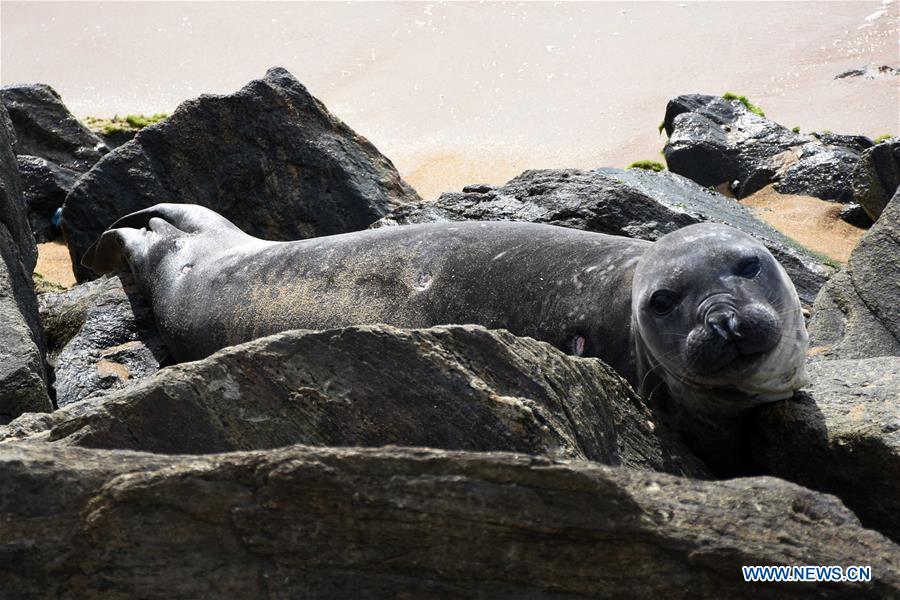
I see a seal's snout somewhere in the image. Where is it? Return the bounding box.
[685,299,782,375]
[706,307,741,341]
[699,294,742,341]
[725,303,782,357]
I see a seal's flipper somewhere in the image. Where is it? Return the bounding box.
[82,227,147,274]
[81,203,249,274]
[101,203,244,236]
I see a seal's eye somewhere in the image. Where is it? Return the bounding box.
[649,290,678,316]
[736,257,761,279]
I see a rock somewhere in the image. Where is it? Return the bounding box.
[835,64,900,79]
[661,94,864,202]
[810,132,874,154]
[0,105,51,422]
[838,202,874,228]
[374,167,832,306]
[97,128,137,149]
[752,357,900,542]
[461,182,497,193]
[37,274,170,407]
[63,67,420,281]
[773,144,859,202]
[0,85,107,244]
[0,443,897,598]
[835,67,869,79]
[808,192,900,359]
[17,155,78,242]
[0,324,707,477]
[0,83,108,172]
[851,137,900,220]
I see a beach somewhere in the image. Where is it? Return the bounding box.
[2,1,897,199]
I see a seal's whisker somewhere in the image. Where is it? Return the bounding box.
[638,345,686,395]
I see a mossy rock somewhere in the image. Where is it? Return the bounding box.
[627,160,665,172]
[33,272,66,294]
[722,92,766,117]
[83,113,169,136]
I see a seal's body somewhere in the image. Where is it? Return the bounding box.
[86,204,809,471]
[86,205,650,377]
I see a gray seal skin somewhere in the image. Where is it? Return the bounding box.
[85,204,809,472]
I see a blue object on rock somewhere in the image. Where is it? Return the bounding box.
[51,207,63,232]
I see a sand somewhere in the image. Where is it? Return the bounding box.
[740,186,866,264]
[8,1,896,286]
[35,241,77,288]
[2,1,897,199]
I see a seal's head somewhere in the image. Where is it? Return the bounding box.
[631,223,808,412]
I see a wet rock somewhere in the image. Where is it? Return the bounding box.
[809,132,874,154]
[0,443,897,598]
[851,137,900,221]
[774,144,859,202]
[0,105,51,422]
[0,324,707,477]
[0,83,108,172]
[37,274,170,407]
[63,67,420,281]
[374,167,832,306]
[808,192,900,359]
[752,357,900,542]
[17,155,78,242]
[834,64,900,79]
[661,94,864,202]
[835,67,868,79]
[838,202,874,228]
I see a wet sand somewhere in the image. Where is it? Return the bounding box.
[740,186,866,263]
[2,1,898,199]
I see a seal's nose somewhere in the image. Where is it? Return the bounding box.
[707,308,742,340]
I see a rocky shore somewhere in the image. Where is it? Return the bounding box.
[0,67,898,597]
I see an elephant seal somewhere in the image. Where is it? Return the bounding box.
[85,204,808,471]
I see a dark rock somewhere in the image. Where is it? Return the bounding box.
[852,137,900,220]
[838,202,874,228]
[461,183,496,193]
[834,68,868,79]
[661,94,864,202]
[0,443,897,598]
[0,105,51,422]
[63,67,420,282]
[374,167,832,306]
[835,64,900,79]
[752,357,900,542]
[0,109,37,264]
[0,84,107,246]
[662,94,803,193]
[808,192,900,358]
[774,144,859,202]
[37,274,170,407]
[0,83,108,172]
[16,155,78,242]
[97,128,137,149]
[810,132,874,154]
[0,324,707,478]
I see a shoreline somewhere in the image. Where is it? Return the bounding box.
[5,1,897,199]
